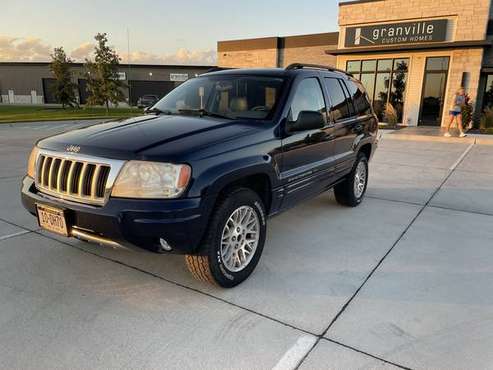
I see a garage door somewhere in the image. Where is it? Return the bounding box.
[42,78,57,104]
[129,80,176,106]
[78,79,89,105]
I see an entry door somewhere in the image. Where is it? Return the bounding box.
[419,57,450,126]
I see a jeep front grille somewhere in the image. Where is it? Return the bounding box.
[34,151,123,206]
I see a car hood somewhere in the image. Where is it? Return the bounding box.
[37,114,263,160]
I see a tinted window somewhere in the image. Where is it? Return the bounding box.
[324,78,351,121]
[346,79,372,116]
[289,78,326,121]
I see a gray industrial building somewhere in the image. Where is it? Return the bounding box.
[0,62,213,106]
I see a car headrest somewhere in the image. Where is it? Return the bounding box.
[230,97,248,112]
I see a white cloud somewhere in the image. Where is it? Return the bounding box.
[121,48,216,65]
[70,42,94,61]
[0,34,216,66]
[0,35,51,61]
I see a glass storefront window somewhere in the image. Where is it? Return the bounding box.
[345,57,409,123]
[374,73,391,121]
[360,74,375,102]
[482,75,493,110]
[390,60,408,124]
[419,57,450,126]
[377,59,392,72]
[362,60,377,72]
[426,57,449,71]
[346,61,361,73]
[393,58,409,71]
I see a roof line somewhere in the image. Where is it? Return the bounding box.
[339,0,385,6]
[0,61,215,69]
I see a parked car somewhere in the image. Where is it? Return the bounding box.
[22,64,378,287]
[137,94,159,108]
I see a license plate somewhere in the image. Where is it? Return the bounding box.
[36,204,69,236]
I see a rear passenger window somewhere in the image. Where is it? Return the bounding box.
[324,78,351,122]
[289,78,326,122]
[345,79,373,116]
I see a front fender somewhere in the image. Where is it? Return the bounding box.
[192,155,279,199]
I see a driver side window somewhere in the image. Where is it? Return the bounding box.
[289,78,326,122]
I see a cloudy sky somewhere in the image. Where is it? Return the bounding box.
[0,0,339,65]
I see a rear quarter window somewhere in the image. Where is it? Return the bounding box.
[345,79,373,116]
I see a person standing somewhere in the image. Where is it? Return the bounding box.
[444,88,467,138]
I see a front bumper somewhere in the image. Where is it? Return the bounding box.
[21,176,213,254]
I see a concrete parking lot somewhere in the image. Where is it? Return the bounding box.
[1,121,492,370]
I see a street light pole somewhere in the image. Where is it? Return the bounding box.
[127,28,132,107]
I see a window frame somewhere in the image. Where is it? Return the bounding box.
[287,76,329,126]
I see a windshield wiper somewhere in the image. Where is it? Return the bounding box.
[145,107,173,115]
[178,108,230,120]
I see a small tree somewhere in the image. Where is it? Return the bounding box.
[50,47,77,108]
[85,33,125,113]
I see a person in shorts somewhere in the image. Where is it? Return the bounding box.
[444,88,467,138]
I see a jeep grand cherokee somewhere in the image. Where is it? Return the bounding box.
[22,63,378,287]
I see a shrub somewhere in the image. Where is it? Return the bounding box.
[384,103,398,128]
[480,107,493,133]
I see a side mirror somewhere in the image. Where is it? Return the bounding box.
[288,111,325,132]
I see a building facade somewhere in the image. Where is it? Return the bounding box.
[0,63,212,106]
[218,33,338,69]
[217,0,493,127]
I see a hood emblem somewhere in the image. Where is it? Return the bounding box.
[65,145,81,153]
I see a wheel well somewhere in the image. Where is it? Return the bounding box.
[218,174,272,213]
[359,143,372,160]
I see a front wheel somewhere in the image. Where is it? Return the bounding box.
[334,152,369,207]
[185,188,266,288]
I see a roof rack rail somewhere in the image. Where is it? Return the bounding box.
[285,63,352,77]
[204,67,236,73]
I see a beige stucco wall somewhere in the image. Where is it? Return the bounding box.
[337,0,491,126]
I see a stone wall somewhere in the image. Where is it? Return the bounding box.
[281,46,337,68]
[217,33,339,68]
[339,0,490,43]
[218,49,279,68]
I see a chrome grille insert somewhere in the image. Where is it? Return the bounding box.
[34,149,125,206]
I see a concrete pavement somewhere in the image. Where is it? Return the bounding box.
[0,120,492,369]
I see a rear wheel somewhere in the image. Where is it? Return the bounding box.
[185,188,266,288]
[334,152,369,207]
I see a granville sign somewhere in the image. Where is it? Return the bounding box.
[345,19,448,47]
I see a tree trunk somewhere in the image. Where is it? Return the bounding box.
[105,101,110,114]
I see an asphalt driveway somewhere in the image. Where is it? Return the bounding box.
[0,121,492,370]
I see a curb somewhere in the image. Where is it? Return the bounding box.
[382,132,493,146]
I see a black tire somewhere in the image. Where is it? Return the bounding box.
[334,152,369,207]
[185,188,267,288]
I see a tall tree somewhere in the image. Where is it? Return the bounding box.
[85,33,125,113]
[50,47,77,108]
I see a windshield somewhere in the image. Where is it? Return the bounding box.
[152,75,285,120]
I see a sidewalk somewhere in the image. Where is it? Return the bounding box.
[382,126,493,145]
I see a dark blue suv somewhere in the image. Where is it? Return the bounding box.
[22,64,378,287]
